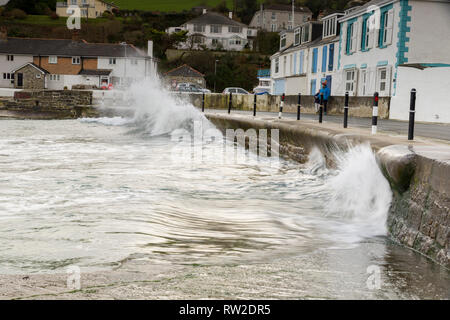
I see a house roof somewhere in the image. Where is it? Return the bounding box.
[11,62,49,74]
[0,38,147,58]
[79,69,112,76]
[185,12,246,27]
[341,0,393,20]
[264,4,312,14]
[164,64,204,78]
[99,0,119,9]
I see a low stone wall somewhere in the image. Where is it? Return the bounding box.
[0,90,98,119]
[180,93,390,119]
[206,113,449,268]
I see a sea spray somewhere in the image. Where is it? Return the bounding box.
[325,143,392,238]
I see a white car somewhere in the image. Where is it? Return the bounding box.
[222,87,250,95]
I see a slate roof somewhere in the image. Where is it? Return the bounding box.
[185,12,246,27]
[11,62,49,74]
[164,64,204,78]
[265,4,312,14]
[79,69,112,76]
[0,38,147,58]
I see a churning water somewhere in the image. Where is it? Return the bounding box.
[0,79,448,299]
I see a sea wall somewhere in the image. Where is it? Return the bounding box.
[180,93,390,119]
[206,113,449,268]
[0,90,98,119]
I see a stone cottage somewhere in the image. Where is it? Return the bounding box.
[164,64,206,89]
[11,63,49,89]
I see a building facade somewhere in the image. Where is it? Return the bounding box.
[0,33,157,90]
[167,11,257,51]
[271,14,342,96]
[250,4,313,32]
[164,64,206,90]
[56,0,118,19]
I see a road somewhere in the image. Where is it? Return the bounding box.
[206,109,450,142]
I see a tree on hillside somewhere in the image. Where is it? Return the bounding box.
[236,0,258,24]
[6,0,56,15]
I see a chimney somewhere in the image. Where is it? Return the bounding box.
[148,40,153,58]
[72,30,80,42]
[229,11,233,19]
[0,26,7,41]
[202,8,207,14]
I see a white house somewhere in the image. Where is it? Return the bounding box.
[0,28,157,90]
[270,13,342,96]
[335,0,450,122]
[249,4,313,32]
[167,10,257,51]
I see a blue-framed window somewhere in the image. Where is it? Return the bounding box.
[328,43,334,71]
[299,51,304,73]
[311,79,316,95]
[322,45,327,73]
[312,48,318,73]
[345,19,357,55]
[361,13,373,51]
[378,5,394,48]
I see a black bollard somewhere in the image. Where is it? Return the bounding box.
[228,92,232,114]
[253,93,257,117]
[202,93,205,113]
[319,93,323,123]
[372,92,379,134]
[278,93,285,119]
[297,93,301,120]
[408,89,416,140]
[344,91,349,128]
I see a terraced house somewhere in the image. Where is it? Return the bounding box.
[271,12,343,96]
[271,0,450,123]
[167,10,257,51]
[335,0,450,122]
[0,30,157,90]
[56,0,118,19]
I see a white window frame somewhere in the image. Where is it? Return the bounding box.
[49,56,58,64]
[280,34,287,48]
[294,28,300,45]
[228,26,241,33]
[7,55,14,61]
[109,58,116,65]
[72,56,81,65]
[345,69,357,94]
[210,25,221,34]
[193,24,205,33]
[275,57,279,74]
[376,66,391,96]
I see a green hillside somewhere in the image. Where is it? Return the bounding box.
[113,0,233,12]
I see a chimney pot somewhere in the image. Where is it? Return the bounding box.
[203,9,207,14]
[229,11,233,19]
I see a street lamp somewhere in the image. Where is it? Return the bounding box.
[214,59,219,93]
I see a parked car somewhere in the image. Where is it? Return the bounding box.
[176,83,210,93]
[222,87,250,95]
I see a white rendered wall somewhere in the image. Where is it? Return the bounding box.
[390,66,450,123]
[0,54,33,88]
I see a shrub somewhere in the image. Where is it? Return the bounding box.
[49,12,59,20]
[9,8,27,20]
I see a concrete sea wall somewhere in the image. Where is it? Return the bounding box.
[206,113,449,268]
[181,93,390,119]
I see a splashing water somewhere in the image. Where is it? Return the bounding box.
[324,143,393,238]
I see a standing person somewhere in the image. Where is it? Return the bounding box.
[314,91,320,113]
[319,80,331,115]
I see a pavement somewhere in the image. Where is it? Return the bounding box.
[206,109,450,142]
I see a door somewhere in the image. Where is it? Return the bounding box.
[17,73,23,87]
[326,75,332,93]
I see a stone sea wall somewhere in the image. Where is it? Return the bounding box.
[181,93,390,119]
[206,113,449,269]
[0,90,98,119]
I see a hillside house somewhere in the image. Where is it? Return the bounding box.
[167,10,257,51]
[249,4,312,32]
[56,0,118,19]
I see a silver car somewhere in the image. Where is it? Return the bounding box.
[222,87,250,95]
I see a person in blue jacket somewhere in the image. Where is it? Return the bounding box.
[318,80,331,114]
